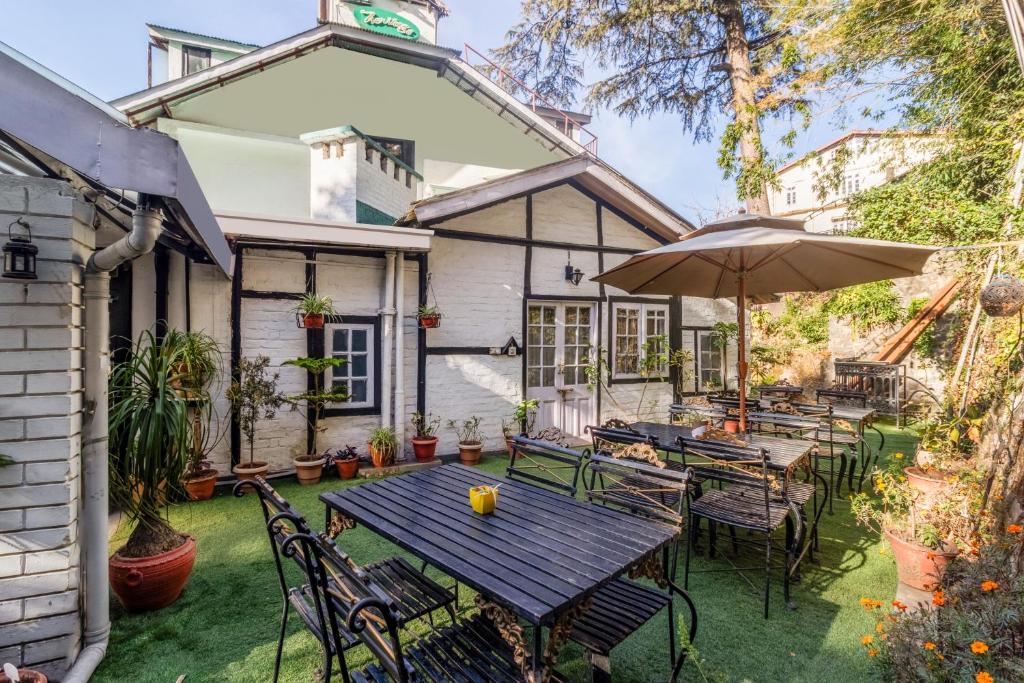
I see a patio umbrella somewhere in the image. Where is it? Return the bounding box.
[592,211,938,429]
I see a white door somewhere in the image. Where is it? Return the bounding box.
[526,302,596,436]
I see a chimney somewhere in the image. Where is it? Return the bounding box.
[318,1,446,45]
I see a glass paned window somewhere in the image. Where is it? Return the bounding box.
[613,303,669,378]
[527,304,558,387]
[697,330,724,390]
[562,305,592,386]
[328,323,375,408]
[182,45,211,76]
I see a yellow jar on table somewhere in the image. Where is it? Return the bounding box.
[469,485,498,514]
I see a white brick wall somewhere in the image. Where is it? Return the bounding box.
[0,175,91,677]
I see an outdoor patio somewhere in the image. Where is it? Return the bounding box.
[92,426,912,683]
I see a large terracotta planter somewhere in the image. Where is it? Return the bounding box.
[293,456,325,486]
[233,461,269,491]
[369,444,396,469]
[335,457,359,480]
[0,669,47,683]
[411,436,438,462]
[109,534,197,612]
[458,442,483,465]
[904,467,952,511]
[884,528,958,591]
[723,419,739,434]
[183,469,218,501]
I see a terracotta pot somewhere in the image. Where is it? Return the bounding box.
[505,436,516,458]
[183,469,218,501]
[369,444,396,469]
[418,314,441,329]
[0,669,47,683]
[884,528,958,591]
[302,313,325,329]
[904,466,952,510]
[232,461,269,492]
[723,419,739,434]
[109,534,197,612]
[334,457,359,480]
[458,442,483,465]
[293,456,325,486]
[411,436,438,462]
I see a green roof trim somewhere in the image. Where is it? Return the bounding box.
[300,125,423,180]
[356,201,397,226]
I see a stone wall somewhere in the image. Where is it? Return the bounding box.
[0,175,94,679]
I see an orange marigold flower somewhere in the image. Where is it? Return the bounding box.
[862,635,874,645]
[892,600,908,611]
[867,648,879,657]
[933,590,946,606]
[971,641,989,655]
[976,672,993,683]
[923,641,937,651]
[981,580,999,592]
[1007,524,1022,534]
[926,551,937,560]
[893,452,904,460]
[876,622,885,634]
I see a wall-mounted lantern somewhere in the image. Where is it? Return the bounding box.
[3,218,37,280]
[564,251,583,287]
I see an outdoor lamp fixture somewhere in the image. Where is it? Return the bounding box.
[564,251,584,286]
[3,217,37,280]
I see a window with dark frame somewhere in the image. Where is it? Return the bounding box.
[327,323,375,409]
[697,329,725,390]
[612,302,669,379]
[181,45,212,76]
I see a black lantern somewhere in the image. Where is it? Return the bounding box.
[564,252,584,286]
[3,218,37,280]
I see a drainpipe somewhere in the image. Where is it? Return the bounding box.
[64,204,163,683]
[394,255,406,459]
[380,251,397,431]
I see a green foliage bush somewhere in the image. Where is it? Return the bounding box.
[824,281,904,333]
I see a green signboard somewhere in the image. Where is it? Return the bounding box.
[351,6,421,41]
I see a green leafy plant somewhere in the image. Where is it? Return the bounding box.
[368,426,398,466]
[417,304,441,317]
[448,416,482,445]
[709,321,738,350]
[295,293,335,316]
[824,280,904,333]
[411,411,441,439]
[283,357,349,456]
[172,330,221,393]
[918,407,985,459]
[226,356,284,467]
[108,329,192,557]
[503,399,538,437]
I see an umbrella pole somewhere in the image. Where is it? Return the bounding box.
[737,275,748,432]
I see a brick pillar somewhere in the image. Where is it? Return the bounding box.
[0,175,95,679]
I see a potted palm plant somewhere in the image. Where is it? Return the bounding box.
[410,411,441,462]
[417,304,442,329]
[108,329,196,612]
[226,356,283,484]
[295,293,335,329]
[448,416,483,465]
[172,331,223,501]
[283,356,348,485]
[368,426,398,468]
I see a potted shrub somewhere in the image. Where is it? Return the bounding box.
[226,356,283,485]
[410,411,441,462]
[501,399,538,456]
[852,458,977,591]
[327,445,360,480]
[283,356,348,485]
[295,293,335,329]
[448,416,483,465]
[908,412,983,508]
[368,426,398,468]
[2,663,47,683]
[107,329,196,612]
[417,304,442,329]
[172,331,222,501]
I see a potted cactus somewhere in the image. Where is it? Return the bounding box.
[411,411,441,462]
[368,426,398,468]
[295,293,335,329]
[448,416,483,465]
[283,356,348,485]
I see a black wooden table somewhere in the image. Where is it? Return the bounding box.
[320,464,679,681]
[630,421,815,473]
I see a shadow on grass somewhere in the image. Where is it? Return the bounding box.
[96,424,912,682]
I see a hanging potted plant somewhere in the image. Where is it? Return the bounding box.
[448,416,483,465]
[501,399,537,456]
[171,331,223,501]
[851,458,978,592]
[107,329,196,612]
[295,293,335,329]
[283,356,348,485]
[417,304,442,329]
[226,356,283,485]
[327,445,360,480]
[368,426,398,468]
[410,411,441,462]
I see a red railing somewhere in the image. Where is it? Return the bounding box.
[461,43,598,156]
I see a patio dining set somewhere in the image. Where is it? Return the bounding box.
[233,383,878,683]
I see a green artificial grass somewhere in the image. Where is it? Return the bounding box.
[95,424,915,682]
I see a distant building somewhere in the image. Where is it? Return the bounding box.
[769,130,941,233]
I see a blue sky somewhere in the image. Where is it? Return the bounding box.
[0,0,885,225]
